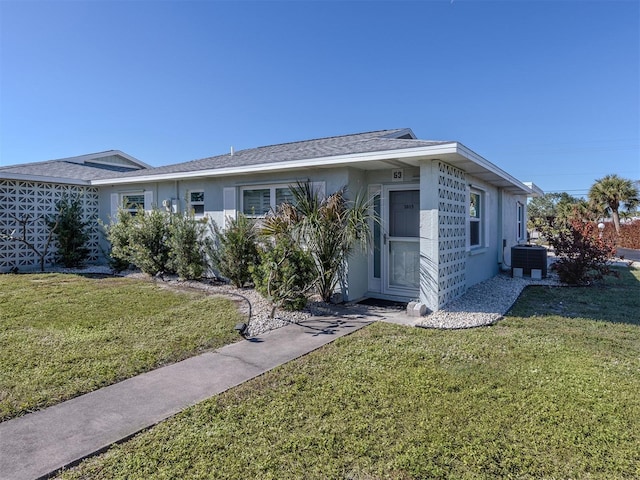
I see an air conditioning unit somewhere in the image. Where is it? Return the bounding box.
[511,245,547,278]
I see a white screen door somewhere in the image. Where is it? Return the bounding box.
[383,186,420,296]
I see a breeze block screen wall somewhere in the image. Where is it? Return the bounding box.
[436,161,468,307]
[0,180,100,271]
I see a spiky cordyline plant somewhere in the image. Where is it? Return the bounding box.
[261,181,373,303]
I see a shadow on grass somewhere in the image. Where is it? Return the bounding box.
[508,267,640,326]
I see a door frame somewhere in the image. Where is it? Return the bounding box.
[368,183,420,298]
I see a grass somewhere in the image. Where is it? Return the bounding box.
[0,273,242,421]
[56,267,640,479]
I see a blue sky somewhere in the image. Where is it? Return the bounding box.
[1,0,638,197]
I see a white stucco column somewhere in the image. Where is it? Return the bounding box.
[419,161,440,311]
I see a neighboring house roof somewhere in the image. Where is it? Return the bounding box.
[0,151,149,185]
[92,128,532,195]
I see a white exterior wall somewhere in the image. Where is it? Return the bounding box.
[465,176,500,288]
[0,180,100,272]
[499,190,529,269]
[342,168,369,301]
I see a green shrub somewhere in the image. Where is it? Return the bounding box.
[261,182,373,302]
[105,208,172,276]
[103,209,134,272]
[168,213,209,280]
[128,209,172,276]
[47,193,90,268]
[208,214,259,287]
[252,234,315,312]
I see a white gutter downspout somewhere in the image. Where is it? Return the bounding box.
[497,188,505,271]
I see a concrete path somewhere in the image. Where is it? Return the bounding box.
[0,316,372,480]
[617,247,640,263]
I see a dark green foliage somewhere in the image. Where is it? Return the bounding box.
[252,234,315,312]
[106,209,208,277]
[208,214,259,287]
[128,209,172,276]
[46,194,90,268]
[528,192,590,238]
[105,208,172,276]
[103,209,134,272]
[168,213,209,280]
[104,245,131,273]
[261,181,373,302]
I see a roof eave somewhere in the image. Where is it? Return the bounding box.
[90,142,531,195]
[0,173,91,185]
[90,144,461,185]
[450,143,533,195]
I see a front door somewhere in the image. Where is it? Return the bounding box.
[383,186,420,297]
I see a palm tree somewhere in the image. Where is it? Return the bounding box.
[588,174,639,234]
[262,181,373,303]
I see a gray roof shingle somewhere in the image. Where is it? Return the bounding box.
[0,160,140,182]
[111,129,450,179]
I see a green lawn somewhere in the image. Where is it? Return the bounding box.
[56,268,640,479]
[0,273,242,421]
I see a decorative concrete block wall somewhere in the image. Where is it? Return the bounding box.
[0,181,100,271]
[436,161,467,307]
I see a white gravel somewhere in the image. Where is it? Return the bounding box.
[415,272,560,329]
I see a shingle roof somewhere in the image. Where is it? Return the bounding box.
[112,129,450,179]
[0,160,139,181]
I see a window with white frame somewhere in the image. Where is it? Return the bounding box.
[516,202,525,241]
[189,191,205,216]
[469,190,483,248]
[121,193,145,215]
[241,185,294,216]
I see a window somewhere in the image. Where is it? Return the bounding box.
[242,185,293,216]
[121,193,145,215]
[516,202,524,241]
[469,191,482,247]
[189,191,205,216]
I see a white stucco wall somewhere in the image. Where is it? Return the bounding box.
[1,180,100,272]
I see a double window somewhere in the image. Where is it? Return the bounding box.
[241,185,294,216]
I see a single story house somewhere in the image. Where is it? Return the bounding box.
[1,129,541,312]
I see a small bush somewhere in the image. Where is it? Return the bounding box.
[168,214,209,280]
[618,220,640,249]
[129,209,172,276]
[252,234,316,312]
[106,208,172,276]
[104,209,135,272]
[47,193,90,268]
[208,214,259,287]
[548,219,617,285]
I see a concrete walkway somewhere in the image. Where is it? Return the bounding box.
[0,315,373,480]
